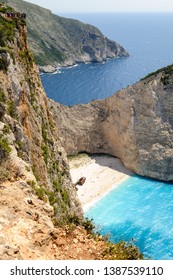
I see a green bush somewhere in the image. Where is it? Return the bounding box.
[102,240,144,260]
[0,165,11,183]
[82,218,95,234]
[28,180,47,201]
[3,124,10,134]
[0,135,11,159]
[53,179,61,191]
[0,16,16,46]
[0,88,6,102]
[41,123,48,142]
[7,100,17,118]
[48,191,58,206]
[0,55,8,71]
[41,143,49,164]
[35,186,46,200]
[141,64,173,82]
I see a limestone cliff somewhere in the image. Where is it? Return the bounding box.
[0,5,144,260]
[0,5,82,225]
[49,65,173,181]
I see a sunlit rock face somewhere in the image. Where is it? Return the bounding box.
[50,67,173,181]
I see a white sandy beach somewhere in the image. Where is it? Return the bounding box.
[68,154,133,211]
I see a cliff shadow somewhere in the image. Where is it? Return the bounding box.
[88,153,133,176]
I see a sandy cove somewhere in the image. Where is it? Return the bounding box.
[68,154,133,211]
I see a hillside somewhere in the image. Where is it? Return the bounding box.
[3,0,128,70]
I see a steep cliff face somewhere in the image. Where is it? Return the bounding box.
[0,7,82,226]
[49,66,173,181]
[0,6,144,260]
[4,0,128,69]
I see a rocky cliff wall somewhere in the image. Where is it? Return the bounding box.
[49,66,173,181]
[0,10,83,225]
[0,6,144,260]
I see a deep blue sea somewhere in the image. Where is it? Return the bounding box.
[41,13,173,105]
[41,13,173,259]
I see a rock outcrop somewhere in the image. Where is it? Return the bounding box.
[4,0,128,69]
[49,66,173,181]
[0,5,82,225]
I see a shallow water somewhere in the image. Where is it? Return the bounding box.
[85,175,173,260]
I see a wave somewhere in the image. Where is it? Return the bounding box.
[52,69,61,74]
[66,64,78,69]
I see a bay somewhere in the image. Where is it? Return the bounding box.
[41,13,173,105]
[41,13,173,259]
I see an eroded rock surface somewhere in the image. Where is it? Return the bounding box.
[50,68,173,181]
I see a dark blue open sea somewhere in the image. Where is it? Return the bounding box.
[41,13,173,105]
[41,13,173,259]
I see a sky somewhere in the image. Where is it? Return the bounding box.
[24,0,173,13]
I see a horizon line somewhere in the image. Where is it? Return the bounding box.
[56,11,173,14]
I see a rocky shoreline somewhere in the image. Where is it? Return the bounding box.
[38,55,129,74]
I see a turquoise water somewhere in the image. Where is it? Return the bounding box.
[85,175,173,260]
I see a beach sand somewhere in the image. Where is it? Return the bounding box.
[68,154,133,211]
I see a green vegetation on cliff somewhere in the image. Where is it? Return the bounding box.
[0,4,144,260]
[141,63,173,85]
[3,0,128,67]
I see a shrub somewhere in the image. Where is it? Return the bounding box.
[82,218,95,234]
[41,143,49,164]
[48,191,58,206]
[0,166,11,183]
[0,135,11,159]
[31,165,41,181]
[102,240,144,260]
[3,124,10,134]
[0,88,6,102]
[0,16,16,46]
[27,180,47,201]
[7,100,17,118]
[61,189,70,205]
[0,55,8,71]
[53,179,61,191]
[35,186,46,200]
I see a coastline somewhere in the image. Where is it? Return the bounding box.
[38,55,129,74]
[68,154,133,211]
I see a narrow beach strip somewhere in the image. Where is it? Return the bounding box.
[68,154,133,212]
